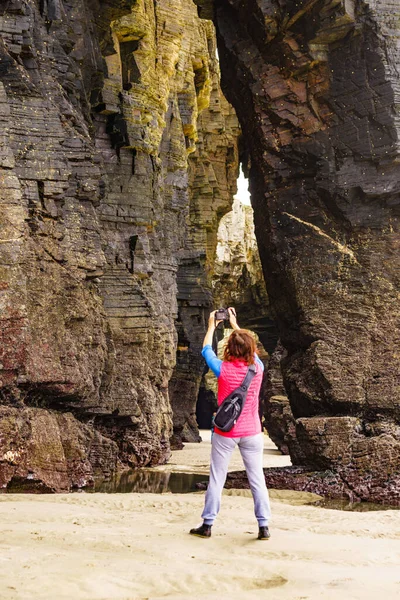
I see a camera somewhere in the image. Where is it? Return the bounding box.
[215,308,229,321]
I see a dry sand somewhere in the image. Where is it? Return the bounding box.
[1,431,400,600]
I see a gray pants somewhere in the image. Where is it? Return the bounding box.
[201,433,271,527]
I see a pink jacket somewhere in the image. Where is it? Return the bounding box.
[215,359,263,438]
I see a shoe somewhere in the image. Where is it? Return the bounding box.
[258,526,270,540]
[189,523,212,538]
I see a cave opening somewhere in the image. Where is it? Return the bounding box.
[194,163,278,430]
[170,150,279,443]
[235,165,251,206]
[212,164,279,349]
[120,40,141,89]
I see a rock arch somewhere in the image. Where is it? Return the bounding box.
[196,0,400,504]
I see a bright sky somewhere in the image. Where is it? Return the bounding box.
[234,166,251,205]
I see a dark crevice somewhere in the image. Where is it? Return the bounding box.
[22,386,84,412]
[106,112,130,151]
[132,148,137,174]
[128,234,138,274]
[120,39,141,89]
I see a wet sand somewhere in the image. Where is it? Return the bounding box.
[0,432,399,600]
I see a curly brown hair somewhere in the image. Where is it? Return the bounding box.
[223,329,256,365]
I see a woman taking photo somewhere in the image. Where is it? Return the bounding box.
[190,307,271,540]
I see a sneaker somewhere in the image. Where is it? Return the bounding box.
[257,526,270,540]
[189,523,212,538]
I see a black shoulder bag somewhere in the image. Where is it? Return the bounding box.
[214,364,257,432]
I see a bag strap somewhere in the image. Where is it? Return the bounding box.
[240,363,257,392]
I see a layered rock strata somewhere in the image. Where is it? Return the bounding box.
[206,0,400,503]
[0,0,239,490]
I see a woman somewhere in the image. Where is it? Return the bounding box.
[190,307,271,540]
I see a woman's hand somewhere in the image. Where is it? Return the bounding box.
[228,307,239,330]
[208,310,224,329]
[203,310,221,348]
[208,310,217,329]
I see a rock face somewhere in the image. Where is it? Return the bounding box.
[209,0,400,503]
[0,407,118,492]
[263,341,293,456]
[0,0,239,490]
[2,0,399,504]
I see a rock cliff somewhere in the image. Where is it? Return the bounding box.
[1,0,399,504]
[0,0,239,490]
[207,0,400,503]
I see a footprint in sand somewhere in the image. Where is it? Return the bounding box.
[244,575,288,590]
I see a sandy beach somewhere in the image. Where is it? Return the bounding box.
[1,432,400,600]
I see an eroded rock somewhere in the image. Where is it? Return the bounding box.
[211,0,400,503]
[0,406,117,492]
[0,0,239,488]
